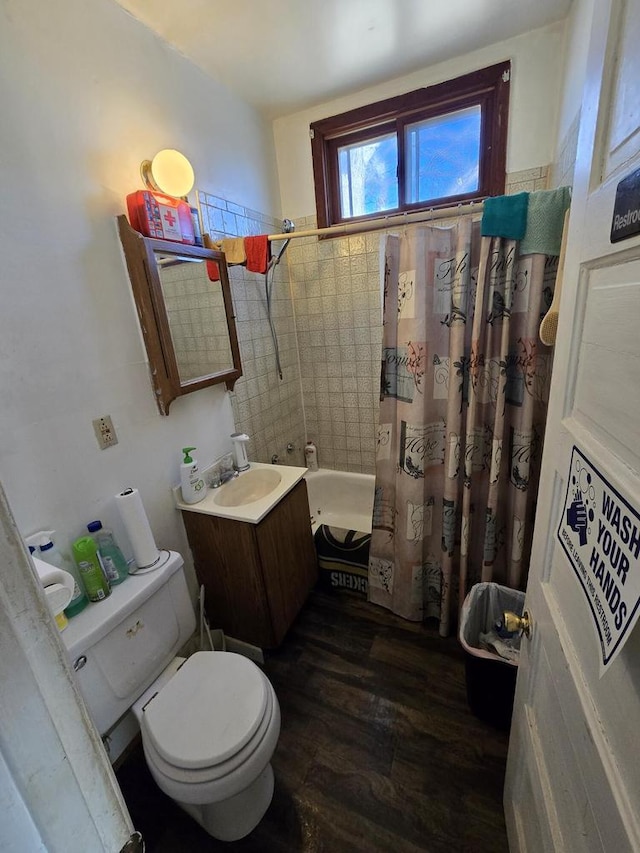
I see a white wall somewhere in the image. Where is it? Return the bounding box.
[0,0,281,592]
[274,21,566,220]
[554,0,596,148]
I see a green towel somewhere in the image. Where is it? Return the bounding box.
[520,186,571,256]
[481,193,529,240]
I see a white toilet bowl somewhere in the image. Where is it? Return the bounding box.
[133,650,281,841]
[61,552,281,841]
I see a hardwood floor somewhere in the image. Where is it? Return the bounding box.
[117,590,510,852]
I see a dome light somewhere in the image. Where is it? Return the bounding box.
[140,149,195,198]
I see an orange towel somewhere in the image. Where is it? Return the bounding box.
[220,237,246,264]
[244,235,271,274]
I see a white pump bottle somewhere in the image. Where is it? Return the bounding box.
[231,433,250,472]
[180,446,206,504]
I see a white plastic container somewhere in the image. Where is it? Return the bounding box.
[231,432,250,472]
[304,440,319,472]
[180,446,206,504]
[38,535,88,617]
[86,520,129,585]
[32,556,76,631]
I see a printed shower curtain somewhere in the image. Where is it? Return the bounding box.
[369,218,556,636]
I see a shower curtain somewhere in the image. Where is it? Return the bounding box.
[368,217,556,636]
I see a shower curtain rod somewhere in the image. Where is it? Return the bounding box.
[267,200,484,241]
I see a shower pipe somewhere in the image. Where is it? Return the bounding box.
[266,199,484,242]
[263,218,296,381]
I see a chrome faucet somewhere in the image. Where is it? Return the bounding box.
[271,454,279,464]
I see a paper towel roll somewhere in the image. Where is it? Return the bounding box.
[115,488,161,569]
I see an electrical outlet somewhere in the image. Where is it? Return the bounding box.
[93,415,118,450]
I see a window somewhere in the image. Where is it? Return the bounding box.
[311,62,510,229]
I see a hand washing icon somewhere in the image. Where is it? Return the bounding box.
[567,490,588,546]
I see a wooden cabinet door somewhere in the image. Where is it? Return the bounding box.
[182,479,317,649]
[255,480,318,646]
[182,510,275,647]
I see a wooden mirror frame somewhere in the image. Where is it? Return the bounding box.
[118,215,242,414]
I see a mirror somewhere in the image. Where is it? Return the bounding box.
[118,215,241,414]
[157,253,234,382]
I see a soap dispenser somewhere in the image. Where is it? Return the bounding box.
[180,447,207,504]
[231,433,250,472]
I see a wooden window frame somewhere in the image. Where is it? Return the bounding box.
[310,61,510,230]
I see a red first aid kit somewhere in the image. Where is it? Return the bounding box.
[126,190,195,244]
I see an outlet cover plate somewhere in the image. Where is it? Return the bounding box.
[93,415,118,450]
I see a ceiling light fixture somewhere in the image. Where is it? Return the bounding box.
[140,149,195,198]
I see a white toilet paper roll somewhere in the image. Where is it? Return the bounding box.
[114,488,161,569]
[32,557,75,615]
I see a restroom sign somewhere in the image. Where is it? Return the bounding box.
[557,445,640,672]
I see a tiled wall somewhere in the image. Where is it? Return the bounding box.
[197,193,306,467]
[550,111,580,189]
[506,165,550,194]
[196,194,383,476]
[286,217,382,474]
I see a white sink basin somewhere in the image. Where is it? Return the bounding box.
[213,468,282,507]
[174,461,308,524]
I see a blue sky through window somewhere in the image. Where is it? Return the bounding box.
[337,105,482,218]
[406,106,481,203]
[339,134,398,218]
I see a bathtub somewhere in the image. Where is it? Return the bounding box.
[304,468,375,534]
[305,468,375,595]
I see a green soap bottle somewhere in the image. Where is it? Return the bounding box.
[72,536,111,602]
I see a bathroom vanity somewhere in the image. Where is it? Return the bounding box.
[176,464,317,648]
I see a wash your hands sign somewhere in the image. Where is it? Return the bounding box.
[557,445,640,673]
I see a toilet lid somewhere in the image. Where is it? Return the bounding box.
[142,652,268,770]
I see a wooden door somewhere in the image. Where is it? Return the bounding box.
[0,480,136,851]
[504,1,640,850]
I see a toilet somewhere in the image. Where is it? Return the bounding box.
[61,550,281,841]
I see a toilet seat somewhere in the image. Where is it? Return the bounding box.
[139,650,280,803]
[142,651,268,770]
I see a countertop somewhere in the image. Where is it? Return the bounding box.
[173,461,308,524]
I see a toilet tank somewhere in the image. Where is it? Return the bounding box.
[61,550,196,735]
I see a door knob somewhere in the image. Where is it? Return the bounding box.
[502,610,531,638]
[119,832,144,853]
